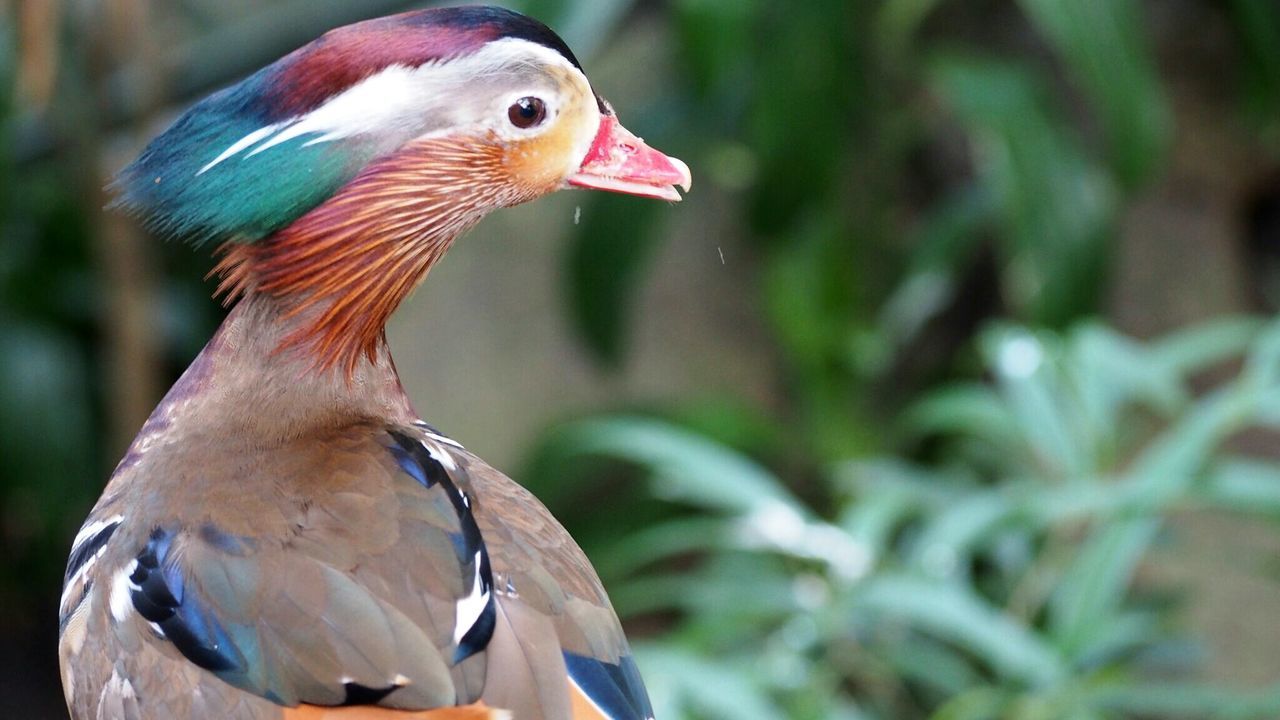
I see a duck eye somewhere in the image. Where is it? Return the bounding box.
[507,97,547,129]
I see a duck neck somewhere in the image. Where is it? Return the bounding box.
[124,292,415,459]
[211,135,520,377]
[126,137,535,453]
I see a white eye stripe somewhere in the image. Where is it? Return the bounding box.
[197,124,283,175]
[193,38,586,177]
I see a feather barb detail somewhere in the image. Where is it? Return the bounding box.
[213,137,530,378]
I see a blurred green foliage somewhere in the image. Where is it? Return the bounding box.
[535,321,1280,719]
[0,17,98,605]
[522,1,1280,719]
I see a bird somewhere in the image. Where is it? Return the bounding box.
[57,7,690,720]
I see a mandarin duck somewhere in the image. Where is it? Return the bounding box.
[57,7,690,719]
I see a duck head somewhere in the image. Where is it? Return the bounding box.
[114,6,690,374]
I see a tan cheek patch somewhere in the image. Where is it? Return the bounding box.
[501,71,596,193]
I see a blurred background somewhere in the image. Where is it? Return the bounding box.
[4,0,1280,718]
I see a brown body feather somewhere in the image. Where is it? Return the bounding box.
[59,299,638,719]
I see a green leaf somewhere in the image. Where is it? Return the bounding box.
[746,0,859,236]
[876,0,948,57]
[903,384,1022,454]
[929,686,1012,720]
[1048,518,1159,659]
[1020,477,1151,526]
[555,417,874,577]
[1089,682,1280,718]
[1239,320,1280,392]
[855,575,1066,687]
[673,0,759,102]
[886,635,985,697]
[594,516,731,578]
[834,458,975,555]
[1228,0,1280,125]
[554,416,798,514]
[1067,322,1184,431]
[1127,386,1257,496]
[1047,335,1280,655]
[879,187,995,348]
[562,193,665,366]
[761,217,853,372]
[932,56,1115,324]
[837,481,919,558]
[1197,457,1280,515]
[608,556,797,618]
[908,492,1016,579]
[634,643,788,720]
[983,326,1085,477]
[835,458,974,505]
[1018,0,1171,188]
[1147,316,1264,376]
[1071,609,1161,668]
